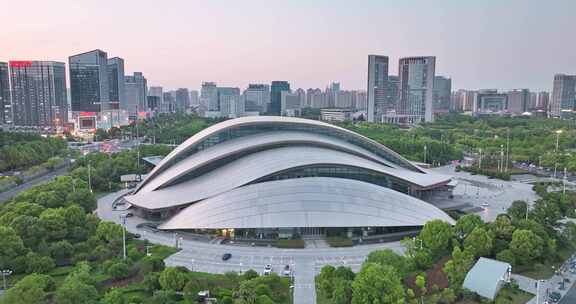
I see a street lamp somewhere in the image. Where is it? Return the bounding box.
[119,214,127,260]
[555,130,563,152]
[1,270,12,290]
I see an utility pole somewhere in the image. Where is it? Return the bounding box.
[424,145,427,164]
[500,145,504,173]
[505,128,510,172]
[120,214,127,260]
[87,161,92,193]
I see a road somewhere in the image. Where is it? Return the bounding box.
[0,166,68,203]
[560,283,576,304]
[97,190,405,304]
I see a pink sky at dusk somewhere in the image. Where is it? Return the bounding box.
[1,0,575,91]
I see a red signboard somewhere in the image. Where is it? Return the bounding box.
[9,61,33,68]
[79,112,97,117]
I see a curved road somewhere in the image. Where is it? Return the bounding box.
[0,166,69,203]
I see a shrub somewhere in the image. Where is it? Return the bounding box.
[276,239,305,248]
[326,237,354,247]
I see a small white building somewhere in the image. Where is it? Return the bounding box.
[463,257,512,300]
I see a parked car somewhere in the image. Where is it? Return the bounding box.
[222,253,232,261]
[264,264,272,275]
[549,291,561,303]
[283,265,291,276]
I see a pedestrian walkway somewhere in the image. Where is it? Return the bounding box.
[512,255,576,304]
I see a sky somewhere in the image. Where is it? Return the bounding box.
[1,0,575,91]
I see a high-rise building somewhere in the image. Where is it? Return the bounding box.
[175,88,190,112]
[9,61,67,128]
[190,90,199,107]
[69,50,109,113]
[270,81,290,115]
[507,89,530,114]
[536,91,550,110]
[201,82,218,111]
[243,84,270,113]
[106,57,125,127]
[0,62,11,125]
[281,91,301,116]
[163,91,176,113]
[107,57,125,111]
[307,88,328,109]
[217,87,242,118]
[551,74,576,116]
[355,91,368,110]
[397,56,436,123]
[125,72,147,117]
[474,90,508,114]
[367,55,389,122]
[433,76,452,115]
[148,86,164,112]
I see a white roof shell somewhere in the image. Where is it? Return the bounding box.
[160,177,455,229]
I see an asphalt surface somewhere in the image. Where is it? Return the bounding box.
[560,283,576,304]
[0,166,69,203]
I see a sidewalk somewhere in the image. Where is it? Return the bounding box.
[512,254,576,304]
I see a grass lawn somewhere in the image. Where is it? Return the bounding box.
[516,246,574,279]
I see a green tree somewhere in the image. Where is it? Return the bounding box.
[233,280,258,304]
[419,220,453,258]
[66,189,97,213]
[507,200,528,222]
[415,275,426,295]
[365,249,411,278]
[496,249,516,265]
[49,240,74,261]
[143,272,161,293]
[1,274,54,304]
[332,279,353,304]
[38,209,67,241]
[242,269,259,281]
[441,288,457,304]
[9,215,46,250]
[55,279,99,304]
[317,265,336,298]
[491,215,516,240]
[351,263,405,304]
[510,229,544,265]
[444,246,475,289]
[454,214,483,241]
[158,267,188,291]
[0,226,27,271]
[108,262,130,280]
[102,288,126,304]
[464,227,494,257]
[25,252,55,274]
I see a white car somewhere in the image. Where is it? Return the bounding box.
[481,202,490,207]
[264,264,272,275]
[282,265,291,276]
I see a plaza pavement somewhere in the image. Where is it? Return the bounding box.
[430,164,539,222]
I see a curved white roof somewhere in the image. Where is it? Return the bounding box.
[137,130,400,193]
[160,177,455,229]
[125,145,451,210]
[135,116,424,192]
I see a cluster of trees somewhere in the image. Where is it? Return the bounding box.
[457,165,511,180]
[116,113,220,145]
[340,114,576,170]
[0,132,68,172]
[137,267,291,304]
[316,183,576,303]
[69,144,172,192]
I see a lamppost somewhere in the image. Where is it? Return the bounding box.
[555,130,563,152]
[424,145,427,164]
[87,160,93,193]
[119,214,127,260]
[1,270,12,290]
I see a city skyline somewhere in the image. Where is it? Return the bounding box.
[2,1,575,91]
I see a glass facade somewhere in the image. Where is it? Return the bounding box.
[0,62,10,124]
[9,61,67,127]
[69,50,109,112]
[270,81,290,115]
